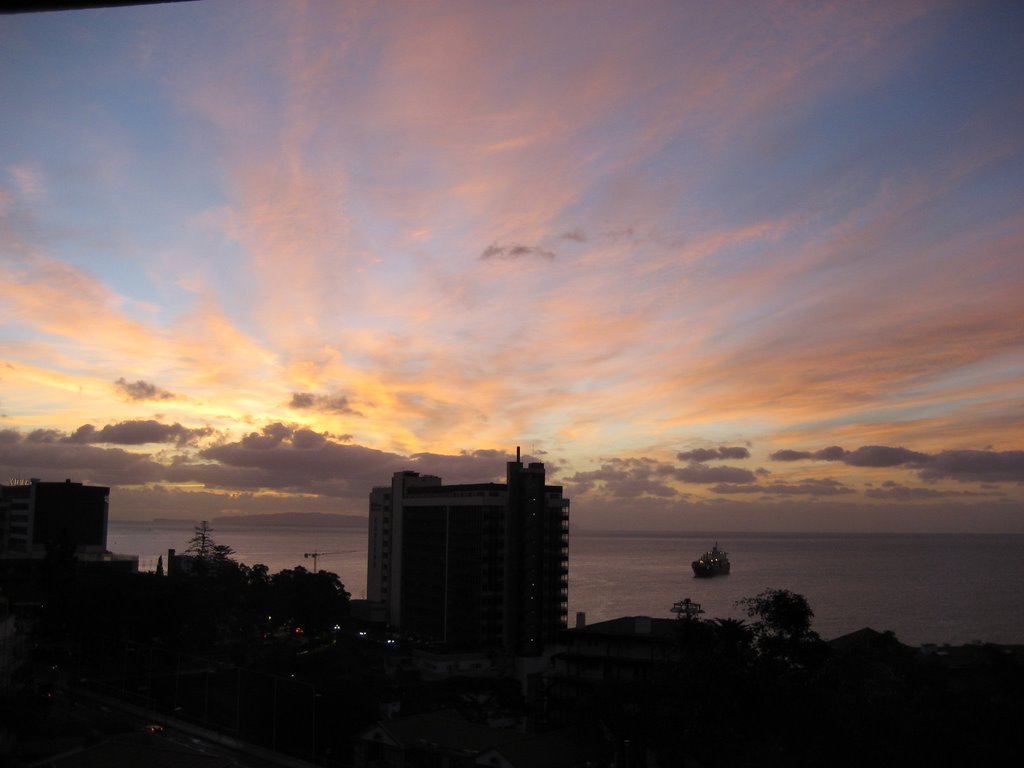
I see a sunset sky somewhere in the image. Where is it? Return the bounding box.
[1,0,1021,532]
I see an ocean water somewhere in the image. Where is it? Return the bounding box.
[570,531,1024,646]
[107,521,369,595]
[107,522,1024,647]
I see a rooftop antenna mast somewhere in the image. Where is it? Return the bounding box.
[671,598,704,620]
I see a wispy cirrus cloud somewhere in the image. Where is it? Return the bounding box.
[8,165,45,201]
[0,256,160,365]
[2,1,1021,530]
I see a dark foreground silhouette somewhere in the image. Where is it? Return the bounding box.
[3,529,1022,767]
[552,590,1024,766]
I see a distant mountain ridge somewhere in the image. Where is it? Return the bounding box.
[211,512,366,528]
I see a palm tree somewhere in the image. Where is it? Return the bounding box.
[710,617,753,662]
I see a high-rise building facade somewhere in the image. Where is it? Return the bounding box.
[0,478,109,556]
[367,450,569,655]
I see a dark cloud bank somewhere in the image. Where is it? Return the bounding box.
[677,446,750,463]
[564,442,1019,503]
[0,422,522,511]
[771,444,1024,483]
[66,420,212,446]
[1,423,1018,525]
[480,243,555,261]
[566,455,832,499]
[289,391,358,415]
[114,377,178,402]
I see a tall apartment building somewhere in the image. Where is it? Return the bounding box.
[0,478,109,557]
[367,449,569,655]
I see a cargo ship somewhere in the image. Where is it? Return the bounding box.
[692,542,730,577]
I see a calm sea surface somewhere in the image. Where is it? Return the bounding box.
[108,522,1024,647]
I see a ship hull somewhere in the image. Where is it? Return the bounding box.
[692,542,730,577]
[691,561,730,577]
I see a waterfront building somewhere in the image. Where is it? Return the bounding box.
[367,449,569,655]
[0,478,108,557]
[0,478,134,593]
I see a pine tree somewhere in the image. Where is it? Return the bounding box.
[184,520,235,576]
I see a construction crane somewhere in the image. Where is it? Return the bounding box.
[303,551,341,574]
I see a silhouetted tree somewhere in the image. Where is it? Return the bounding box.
[738,588,814,639]
[184,520,238,580]
[737,587,826,667]
[709,616,754,664]
[269,566,350,636]
[185,520,215,560]
[212,543,235,565]
[233,562,273,640]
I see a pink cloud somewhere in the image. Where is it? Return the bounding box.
[0,256,157,362]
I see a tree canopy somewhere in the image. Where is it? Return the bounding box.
[184,520,236,576]
[737,587,824,665]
